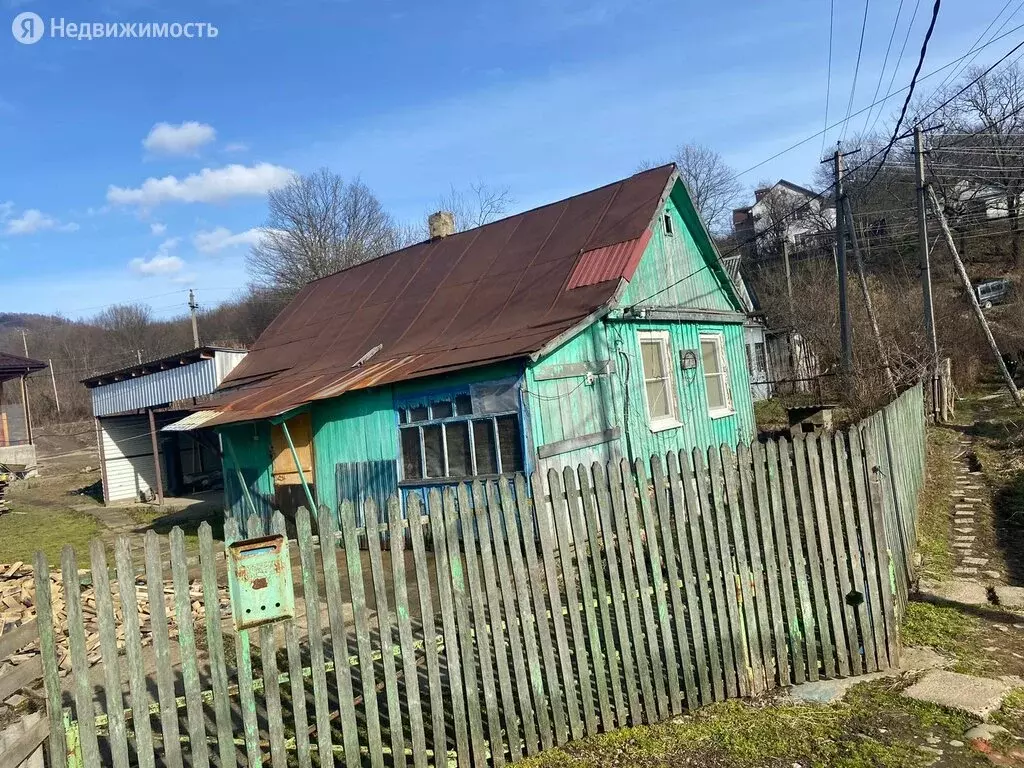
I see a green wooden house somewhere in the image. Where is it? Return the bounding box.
[168,164,755,523]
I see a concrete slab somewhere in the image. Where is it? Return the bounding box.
[995,586,1024,608]
[790,671,890,704]
[918,580,989,605]
[953,567,979,577]
[964,557,990,566]
[902,670,1017,719]
[900,646,949,671]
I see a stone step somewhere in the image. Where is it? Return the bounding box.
[903,670,1022,719]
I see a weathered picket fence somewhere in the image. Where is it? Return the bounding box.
[30,384,924,768]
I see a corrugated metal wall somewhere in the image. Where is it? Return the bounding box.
[90,351,245,418]
[100,415,157,502]
[91,360,218,417]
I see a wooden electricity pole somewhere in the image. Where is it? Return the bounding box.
[915,125,940,419]
[844,199,896,396]
[927,185,1022,408]
[833,147,853,375]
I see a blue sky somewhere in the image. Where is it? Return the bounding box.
[0,0,1017,319]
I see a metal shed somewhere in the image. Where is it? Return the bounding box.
[82,347,246,504]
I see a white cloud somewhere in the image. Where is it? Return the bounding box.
[150,222,167,236]
[4,208,78,235]
[142,121,216,156]
[129,254,185,276]
[193,226,267,253]
[129,237,184,276]
[224,142,249,153]
[107,163,296,208]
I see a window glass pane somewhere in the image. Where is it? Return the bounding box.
[473,419,498,475]
[646,380,671,419]
[496,415,523,473]
[446,422,472,478]
[707,374,727,410]
[401,428,423,480]
[431,400,453,419]
[423,425,444,477]
[641,340,665,379]
[755,343,767,370]
[455,394,473,416]
[399,409,408,424]
[470,380,518,414]
[746,345,754,375]
[409,405,429,422]
[701,339,721,375]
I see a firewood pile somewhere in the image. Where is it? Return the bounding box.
[1,561,229,684]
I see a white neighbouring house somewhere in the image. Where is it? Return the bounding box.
[732,180,837,263]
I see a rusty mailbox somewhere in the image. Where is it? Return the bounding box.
[227,534,295,630]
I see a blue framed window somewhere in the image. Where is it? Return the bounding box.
[397,382,524,484]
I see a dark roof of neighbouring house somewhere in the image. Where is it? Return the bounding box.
[0,352,46,383]
[197,164,705,427]
[81,346,247,388]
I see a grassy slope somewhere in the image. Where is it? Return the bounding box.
[1,470,102,564]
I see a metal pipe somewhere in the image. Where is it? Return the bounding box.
[280,420,317,513]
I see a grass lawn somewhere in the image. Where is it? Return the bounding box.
[1,470,102,564]
[519,678,980,768]
[916,425,958,581]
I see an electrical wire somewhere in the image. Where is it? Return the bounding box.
[731,19,1024,181]
[861,0,907,136]
[822,0,836,156]
[927,0,1024,99]
[869,0,923,137]
[862,0,942,189]
[841,0,873,144]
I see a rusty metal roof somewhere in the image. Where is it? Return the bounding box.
[203,164,676,426]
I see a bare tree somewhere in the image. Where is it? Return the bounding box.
[95,303,154,360]
[247,168,404,293]
[924,62,1024,265]
[641,143,743,233]
[434,182,514,232]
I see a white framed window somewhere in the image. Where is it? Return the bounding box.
[638,330,681,431]
[700,332,734,417]
[663,212,675,237]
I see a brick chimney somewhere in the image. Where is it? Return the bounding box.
[428,211,456,239]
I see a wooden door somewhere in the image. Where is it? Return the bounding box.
[270,413,316,514]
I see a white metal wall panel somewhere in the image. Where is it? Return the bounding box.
[90,359,219,417]
[100,415,158,502]
[214,351,247,384]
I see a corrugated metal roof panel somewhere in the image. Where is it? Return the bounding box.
[203,165,677,425]
[566,228,653,289]
[162,410,223,432]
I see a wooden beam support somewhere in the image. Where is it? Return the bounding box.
[147,408,164,505]
[537,427,621,459]
[533,360,616,381]
[611,308,748,325]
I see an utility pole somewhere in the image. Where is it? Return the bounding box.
[21,330,28,357]
[831,144,853,376]
[782,239,794,320]
[844,199,896,396]
[188,288,200,349]
[137,349,143,365]
[48,359,60,413]
[928,185,1023,408]
[915,124,940,418]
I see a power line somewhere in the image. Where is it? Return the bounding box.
[862,0,942,189]
[869,0,923,137]
[822,0,836,156]
[861,0,907,136]
[927,0,1024,99]
[731,19,1023,181]
[841,0,873,144]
